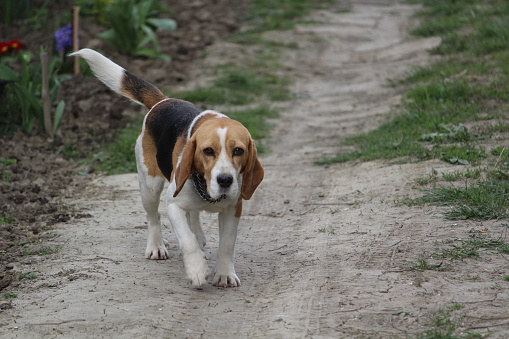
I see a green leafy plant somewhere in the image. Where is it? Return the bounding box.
[97,0,176,60]
[0,51,69,135]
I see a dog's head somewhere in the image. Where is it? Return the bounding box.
[173,115,264,202]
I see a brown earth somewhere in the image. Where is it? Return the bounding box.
[2,0,509,338]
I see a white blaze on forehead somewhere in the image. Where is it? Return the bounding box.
[216,127,228,160]
[214,127,235,173]
[187,110,228,140]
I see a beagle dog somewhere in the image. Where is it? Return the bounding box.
[71,49,264,288]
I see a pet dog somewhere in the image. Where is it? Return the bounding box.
[71,49,264,288]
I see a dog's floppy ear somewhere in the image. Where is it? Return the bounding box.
[173,137,196,198]
[241,139,264,200]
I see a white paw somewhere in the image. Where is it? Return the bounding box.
[183,251,210,289]
[145,240,169,260]
[213,272,241,288]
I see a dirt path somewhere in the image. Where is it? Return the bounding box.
[3,1,509,338]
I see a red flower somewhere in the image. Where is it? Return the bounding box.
[0,42,10,54]
[8,40,25,50]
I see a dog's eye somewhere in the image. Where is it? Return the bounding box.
[203,147,214,156]
[233,147,244,156]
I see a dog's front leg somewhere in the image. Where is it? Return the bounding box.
[167,203,210,289]
[213,205,241,287]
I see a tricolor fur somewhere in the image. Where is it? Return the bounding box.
[71,49,264,288]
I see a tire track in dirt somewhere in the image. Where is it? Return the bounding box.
[4,1,509,338]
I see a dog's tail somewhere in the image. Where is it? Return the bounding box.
[69,48,167,109]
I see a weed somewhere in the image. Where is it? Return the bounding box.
[226,106,279,140]
[19,272,37,280]
[317,227,336,235]
[3,292,17,299]
[440,235,509,260]
[464,168,481,179]
[442,170,463,182]
[329,208,339,215]
[436,145,486,166]
[169,67,291,106]
[91,117,142,174]
[412,259,443,271]
[504,275,509,282]
[419,303,483,339]
[491,146,509,170]
[420,179,509,220]
[240,0,336,36]
[0,214,14,224]
[22,246,60,256]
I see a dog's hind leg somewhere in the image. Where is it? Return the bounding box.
[136,134,169,260]
[140,175,168,259]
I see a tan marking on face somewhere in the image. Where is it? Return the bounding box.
[225,121,252,172]
[191,118,251,178]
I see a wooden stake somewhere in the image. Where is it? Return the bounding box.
[72,6,80,75]
[40,51,53,140]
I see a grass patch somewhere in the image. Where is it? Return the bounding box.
[419,303,483,339]
[22,246,60,256]
[439,235,509,260]
[437,145,486,166]
[168,66,292,106]
[91,116,143,175]
[3,292,17,299]
[0,214,14,224]
[412,259,444,271]
[407,178,509,220]
[318,0,509,166]
[19,272,38,280]
[237,0,336,43]
[225,105,279,140]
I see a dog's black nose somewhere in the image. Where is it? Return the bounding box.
[217,174,233,188]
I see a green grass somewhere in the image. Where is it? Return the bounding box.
[318,0,509,166]
[0,214,14,224]
[412,259,444,271]
[408,178,509,220]
[236,0,336,43]
[168,66,292,106]
[439,235,509,260]
[226,105,279,140]
[22,246,60,256]
[418,303,483,339]
[91,117,143,175]
[3,292,17,299]
[19,272,38,280]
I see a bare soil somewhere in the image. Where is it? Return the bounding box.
[2,1,509,338]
